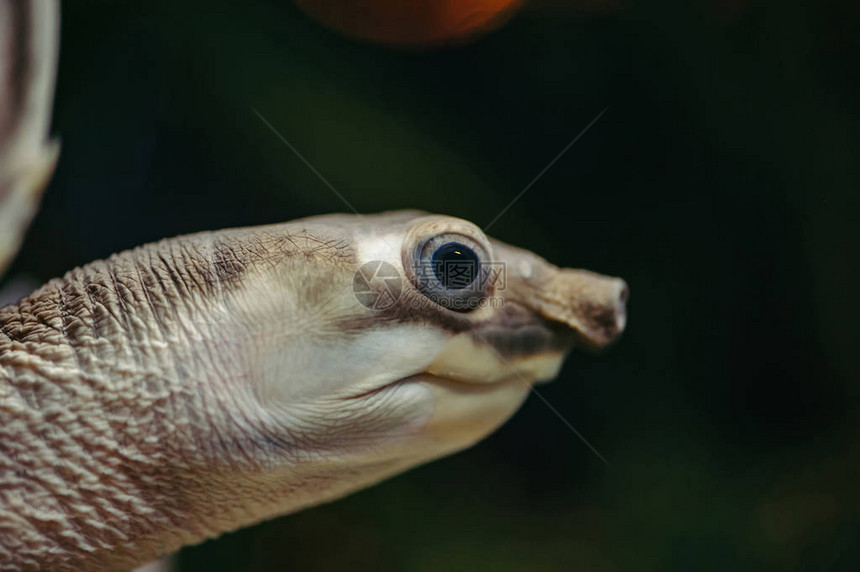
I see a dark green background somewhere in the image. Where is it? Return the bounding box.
[5,0,859,570]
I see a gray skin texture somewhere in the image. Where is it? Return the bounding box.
[0,211,627,571]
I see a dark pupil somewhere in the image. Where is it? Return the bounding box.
[432,242,479,290]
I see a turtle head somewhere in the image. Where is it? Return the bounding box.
[219,210,626,499]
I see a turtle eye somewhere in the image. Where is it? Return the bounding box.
[411,233,490,313]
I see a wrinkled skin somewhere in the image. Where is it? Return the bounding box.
[0,211,626,571]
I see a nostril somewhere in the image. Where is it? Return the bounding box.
[618,282,629,305]
[614,280,629,334]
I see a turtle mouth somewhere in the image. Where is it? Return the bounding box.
[341,328,570,403]
[343,371,516,402]
[423,333,568,385]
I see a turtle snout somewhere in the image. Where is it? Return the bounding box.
[569,274,628,349]
[527,269,629,351]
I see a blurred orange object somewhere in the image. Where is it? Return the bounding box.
[294,0,526,46]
